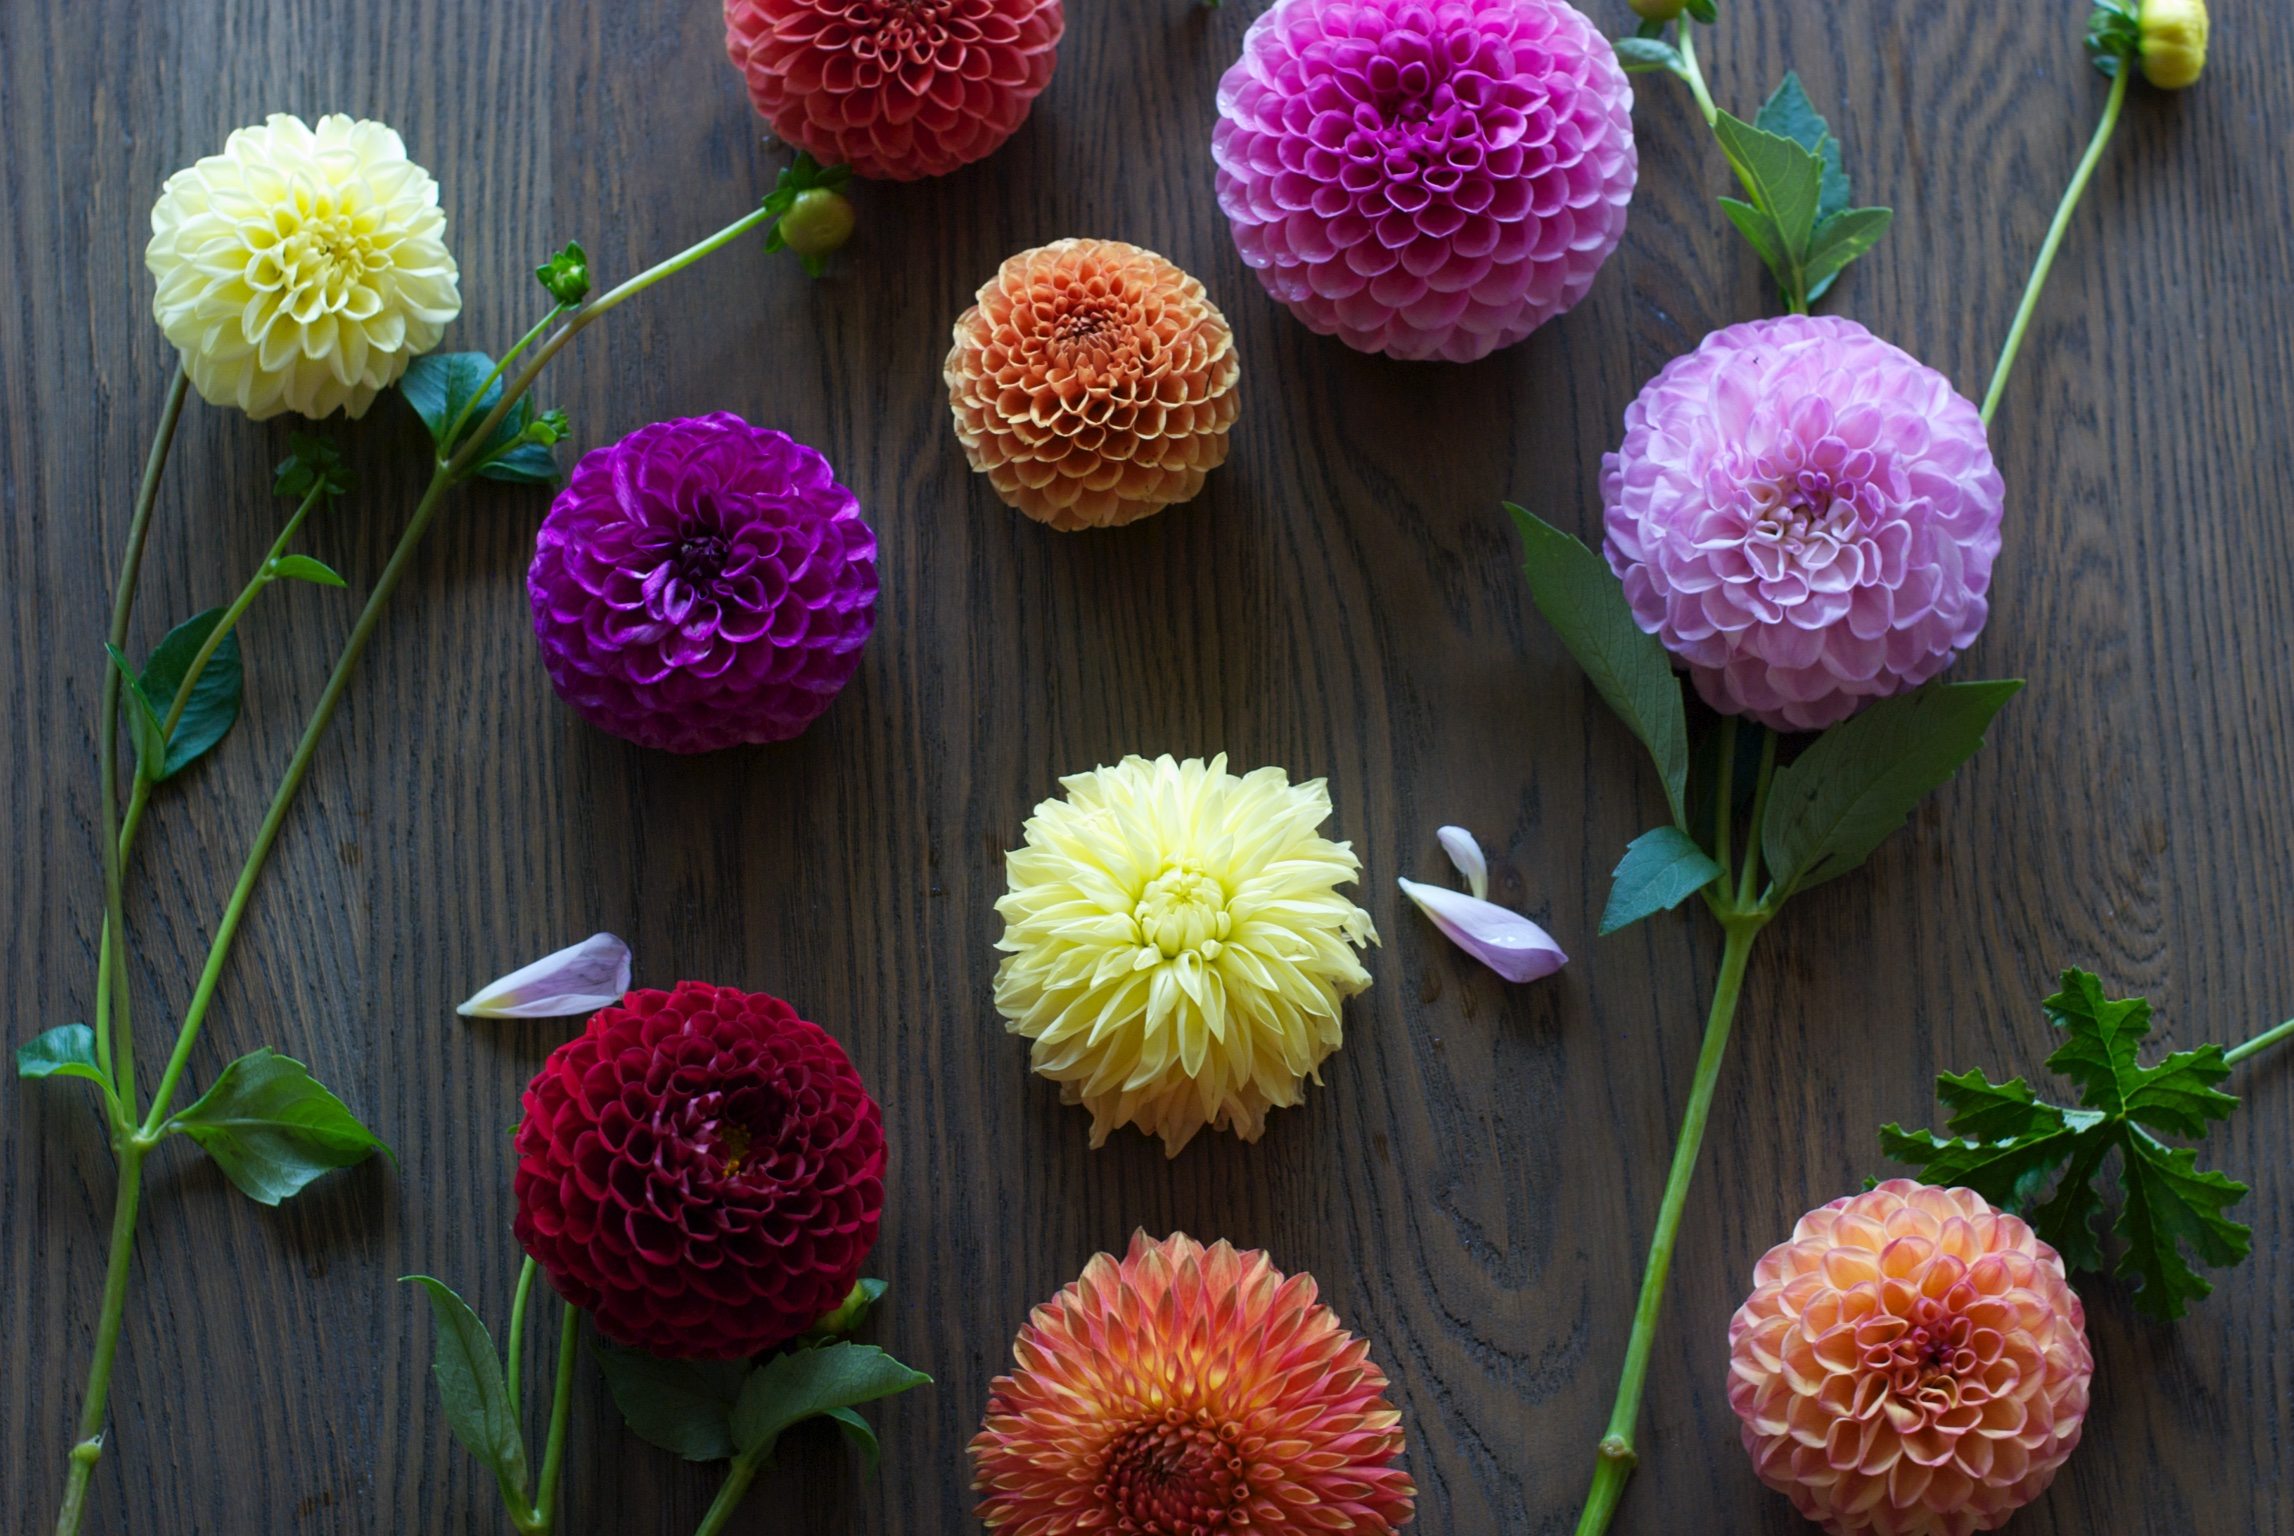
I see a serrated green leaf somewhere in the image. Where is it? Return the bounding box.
[1504,503,1690,828]
[1599,827,1721,935]
[1716,197,1787,278]
[593,1337,746,1463]
[16,1023,110,1091]
[1760,679,2022,899]
[824,1406,881,1470]
[1878,1121,2094,1213]
[405,1277,531,1493]
[168,1048,389,1205]
[1613,37,1683,74]
[1711,110,1825,288]
[1933,1067,2068,1142]
[107,644,169,781]
[2041,969,2154,1115]
[2116,1133,2251,1320]
[1804,207,1894,304]
[730,1342,931,1462]
[2025,1134,2111,1273]
[2122,1046,2239,1139]
[1754,73,1850,220]
[270,554,347,588]
[136,608,245,779]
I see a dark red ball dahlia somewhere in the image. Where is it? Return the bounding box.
[513,983,886,1359]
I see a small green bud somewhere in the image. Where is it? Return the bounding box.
[777,189,856,273]
[1629,0,1686,20]
[273,433,354,500]
[2138,0,2207,88]
[803,1277,886,1342]
[534,241,591,307]
[526,408,571,448]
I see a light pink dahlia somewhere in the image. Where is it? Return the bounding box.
[1602,315,2005,732]
[1727,1181,2093,1536]
[1212,0,1636,364]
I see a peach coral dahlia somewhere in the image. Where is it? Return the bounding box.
[972,1232,1416,1534]
[947,239,1242,530]
[1727,1181,2093,1536]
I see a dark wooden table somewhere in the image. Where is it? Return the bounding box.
[6,2,2290,1532]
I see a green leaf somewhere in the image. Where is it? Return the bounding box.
[107,644,169,781]
[823,1406,881,1471]
[1754,73,1850,220]
[1882,968,2255,1321]
[1804,207,1894,304]
[1613,37,1684,75]
[474,439,562,486]
[136,608,245,779]
[593,1338,747,1463]
[730,1342,931,1463]
[168,1047,390,1205]
[404,1277,531,1494]
[801,1276,890,1344]
[399,352,500,450]
[273,434,355,501]
[1711,110,1825,299]
[270,554,347,588]
[1504,504,1690,827]
[2086,0,2140,77]
[1682,0,1716,22]
[1716,197,1786,276]
[1599,827,1721,936]
[1759,679,2022,899]
[16,1023,110,1092]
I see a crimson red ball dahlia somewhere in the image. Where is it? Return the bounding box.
[724,0,1066,182]
[513,983,886,1359]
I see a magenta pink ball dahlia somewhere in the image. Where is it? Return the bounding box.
[514,983,887,1359]
[527,413,877,755]
[1212,0,1636,363]
[724,0,1066,182]
[1602,315,2005,732]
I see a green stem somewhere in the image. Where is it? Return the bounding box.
[52,1146,146,1536]
[693,1451,765,1536]
[1980,65,2129,426]
[506,1256,539,1427]
[531,1300,581,1534]
[1712,715,1737,894]
[1736,728,1778,911]
[1674,26,1720,128]
[2226,1017,2294,1068]
[1574,913,1767,1536]
[440,303,567,459]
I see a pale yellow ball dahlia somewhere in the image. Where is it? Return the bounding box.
[146,113,461,420]
[1728,1181,2093,1536]
[994,754,1378,1156]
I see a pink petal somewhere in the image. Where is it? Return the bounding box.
[457,933,632,1018]
[1397,878,1567,983]
[1436,825,1489,899]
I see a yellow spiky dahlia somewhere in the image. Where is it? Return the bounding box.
[146,113,461,420]
[993,754,1377,1156]
[1727,1181,2093,1536]
[972,1232,1417,1534]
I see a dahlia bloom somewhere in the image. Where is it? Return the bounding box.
[1213,0,1636,363]
[724,0,1065,181]
[994,754,1377,1155]
[146,113,461,420]
[1603,315,2005,732]
[1727,1181,2093,1536]
[972,1232,1417,1533]
[513,983,886,1358]
[527,413,878,754]
[946,239,1242,529]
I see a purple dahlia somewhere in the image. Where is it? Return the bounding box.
[1212,0,1636,364]
[528,413,878,754]
[1603,315,2006,733]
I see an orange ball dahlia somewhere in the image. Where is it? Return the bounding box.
[972,1232,1416,1534]
[1726,1181,2094,1536]
[724,0,1065,182]
[946,239,1242,531]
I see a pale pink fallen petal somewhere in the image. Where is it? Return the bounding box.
[458,933,632,1018]
[1437,825,1489,899]
[1397,878,1567,983]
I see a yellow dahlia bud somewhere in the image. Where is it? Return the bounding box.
[2138,0,2208,88]
[993,754,1378,1156]
[146,114,461,420]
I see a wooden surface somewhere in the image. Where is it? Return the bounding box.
[5,2,2291,1532]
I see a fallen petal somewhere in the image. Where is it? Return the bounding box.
[1397,878,1567,983]
[458,933,632,1018]
[1437,825,1489,900]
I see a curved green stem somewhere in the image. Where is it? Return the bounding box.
[440,303,568,460]
[1674,26,1720,128]
[1575,913,1767,1536]
[1736,728,1778,910]
[1981,65,2130,425]
[693,1451,765,1536]
[52,1145,146,1536]
[2226,1017,2294,1068]
[531,1300,582,1534]
[1712,715,1738,894]
[506,1256,540,1427]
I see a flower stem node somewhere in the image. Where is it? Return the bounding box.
[2138,0,2208,88]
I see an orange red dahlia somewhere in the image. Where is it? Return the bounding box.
[1727,1181,2093,1536]
[946,239,1242,531]
[972,1232,1416,1533]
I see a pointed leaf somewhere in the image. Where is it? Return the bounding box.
[1599,827,1721,936]
[399,352,501,452]
[1717,197,1788,286]
[1933,1067,2068,1142]
[404,1277,531,1493]
[2025,1134,2112,1273]
[2116,1133,2252,1321]
[592,1337,746,1463]
[1760,679,2022,899]
[825,1407,881,1470]
[2041,969,2153,1115]
[107,645,169,781]
[168,1048,389,1205]
[730,1342,931,1462]
[1504,503,1690,826]
[2123,1045,2239,1139]
[474,440,562,487]
[16,1023,110,1090]
[1754,72,1850,219]
[137,608,245,777]
[1613,37,1683,75]
[1804,207,1894,303]
[1711,110,1825,269]
[270,554,347,588]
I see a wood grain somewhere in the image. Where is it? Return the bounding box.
[5,2,2291,1532]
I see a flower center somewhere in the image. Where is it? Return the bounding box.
[1749,468,1863,555]
[251,194,385,316]
[674,531,731,588]
[718,1122,753,1177]
[1869,1297,1979,1417]
[1100,1413,1248,1535]
[1133,860,1232,960]
[853,0,959,53]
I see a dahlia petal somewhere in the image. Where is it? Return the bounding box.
[458,932,634,1019]
[1396,878,1566,983]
